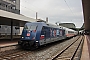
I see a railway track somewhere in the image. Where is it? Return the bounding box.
[0,36,83,60]
[0,44,18,52]
[52,36,84,60]
[0,49,33,60]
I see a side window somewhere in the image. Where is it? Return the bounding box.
[50,28,53,37]
[60,29,62,36]
[56,29,60,36]
[24,25,28,29]
[42,26,45,31]
[63,30,65,35]
[41,26,50,38]
[41,26,45,35]
[53,28,56,37]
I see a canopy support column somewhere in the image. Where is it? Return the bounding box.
[11,20,13,40]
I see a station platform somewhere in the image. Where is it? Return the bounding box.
[0,39,19,47]
[81,35,90,60]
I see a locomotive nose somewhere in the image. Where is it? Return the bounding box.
[25,30,36,40]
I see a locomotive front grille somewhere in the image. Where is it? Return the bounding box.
[22,40,35,46]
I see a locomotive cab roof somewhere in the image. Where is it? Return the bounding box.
[25,22,63,29]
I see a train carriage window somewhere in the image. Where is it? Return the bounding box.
[56,29,60,36]
[68,31,74,33]
[50,28,53,37]
[63,30,65,35]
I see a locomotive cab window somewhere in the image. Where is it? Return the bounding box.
[30,25,37,30]
[24,24,37,30]
[24,25,28,29]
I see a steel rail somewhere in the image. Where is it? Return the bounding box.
[52,36,81,60]
[70,36,83,60]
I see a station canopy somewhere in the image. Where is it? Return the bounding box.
[0,10,36,26]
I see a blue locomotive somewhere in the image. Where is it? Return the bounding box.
[18,22,77,49]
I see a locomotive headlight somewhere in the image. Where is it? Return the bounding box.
[22,37,24,38]
[36,41,38,42]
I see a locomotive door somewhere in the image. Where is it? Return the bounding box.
[43,27,50,43]
[41,26,50,43]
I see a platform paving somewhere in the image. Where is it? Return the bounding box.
[0,39,19,47]
[81,35,90,60]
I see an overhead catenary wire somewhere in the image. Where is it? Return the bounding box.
[20,0,44,17]
[23,0,75,18]
[13,2,39,19]
[13,1,37,13]
[20,0,46,20]
[23,0,41,10]
[19,0,79,21]
[63,0,76,17]
[20,5,37,13]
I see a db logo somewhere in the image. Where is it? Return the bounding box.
[27,33,30,36]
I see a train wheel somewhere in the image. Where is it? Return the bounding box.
[34,43,39,48]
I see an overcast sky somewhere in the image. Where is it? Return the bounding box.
[20,0,84,28]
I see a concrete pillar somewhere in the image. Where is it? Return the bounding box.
[46,17,48,23]
[82,0,90,30]
[16,0,20,9]
[16,0,20,13]
[11,20,13,40]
